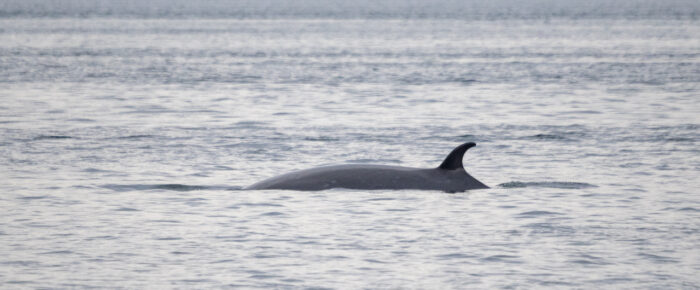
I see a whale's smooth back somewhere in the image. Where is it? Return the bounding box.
[245,142,488,192]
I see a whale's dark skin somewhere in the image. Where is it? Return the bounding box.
[246,142,488,192]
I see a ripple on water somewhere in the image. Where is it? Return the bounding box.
[85,235,118,241]
[2,261,41,267]
[154,237,183,241]
[524,134,571,141]
[364,197,396,202]
[17,195,50,200]
[516,211,562,217]
[40,250,74,255]
[102,184,241,192]
[152,184,208,191]
[568,254,611,266]
[83,167,114,173]
[114,207,140,211]
[113,134,157,139]
[179,279,216,284]
[499,181,597,189]
[523,222,576,235]
[436,253,477,260]
[32,135,73,141]
[480,255,522,264]
[638,253,679,264]
[364,259,391,264]
[384,208,413,212]
[233,202,284,207]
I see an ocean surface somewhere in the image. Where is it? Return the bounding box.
[1,3,699,288]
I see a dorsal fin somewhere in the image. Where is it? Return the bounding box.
[438,142,476,170]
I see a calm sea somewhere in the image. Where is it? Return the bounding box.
[1,1,699,288]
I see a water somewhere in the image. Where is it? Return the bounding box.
[1,4,700,288]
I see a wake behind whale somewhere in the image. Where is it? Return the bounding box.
[246,142,488,192]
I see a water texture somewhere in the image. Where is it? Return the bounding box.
[1,4,699,288]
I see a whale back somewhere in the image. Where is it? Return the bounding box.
[246,142,488,192]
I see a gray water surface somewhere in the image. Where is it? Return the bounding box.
[1,12,699,289]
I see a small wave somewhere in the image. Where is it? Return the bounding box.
[102,184,242,192]
[563,110,602,114]
[1,261,40,266]
[114,207,140,211]
[83,168,113,173]
[67,118,95,122]
[115,135,156,139]
[480,255,521,263]
[85,235,117,241]
[347,159,401,164]
[385,208,413,212]
[517,210,561,217]
[231,202,284,208]
[40,250,73,255]
[18,195,50,200]
[436,253,475,260]
[33,135,72,141]
[154,237,182,241]
[179,278,214,283]
[153,184,208,191]
[525,134,569,140]
[233,121,269,128]
[303,136,340,142]
[637,253,678,264]
[5,281,32,285]
[148,220,180,223]
[448,78,477,85]
[364,259,389,264]
[365,197,396,201]
[499,181,597,189]
[569,254,610,265]
[523,222,576,234]
[664,137,695,142]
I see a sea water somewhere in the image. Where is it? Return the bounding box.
[1,2,699,288]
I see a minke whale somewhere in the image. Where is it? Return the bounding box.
[246,142,488,192]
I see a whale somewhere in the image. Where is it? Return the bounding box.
[245,142,488,192]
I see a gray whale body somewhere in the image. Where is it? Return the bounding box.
[246,142,488,192]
